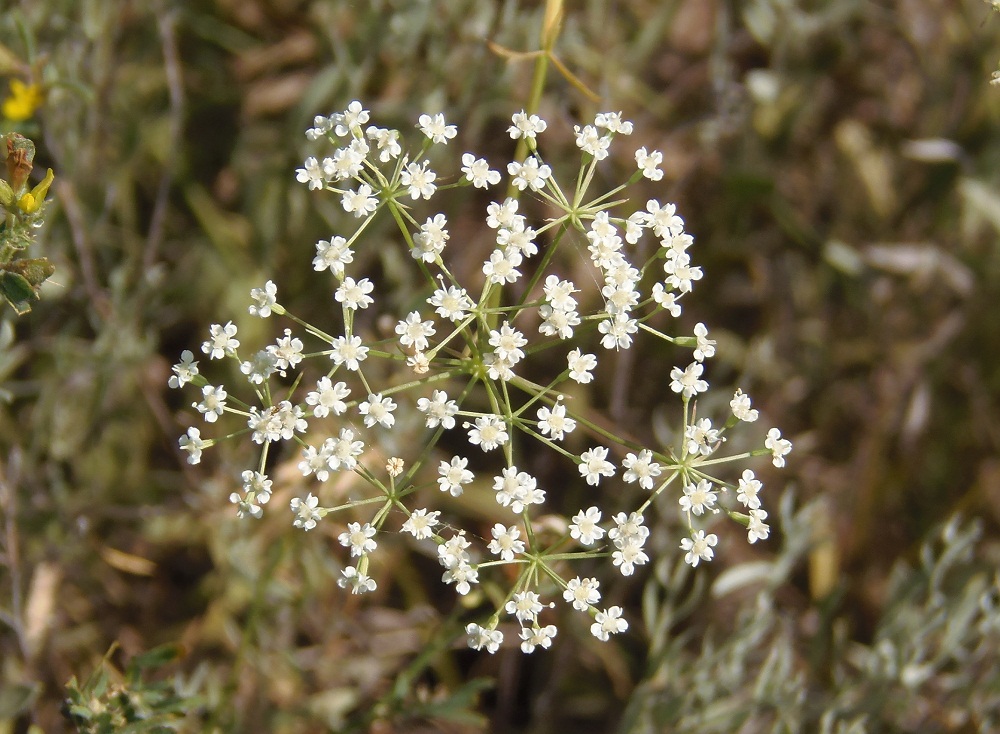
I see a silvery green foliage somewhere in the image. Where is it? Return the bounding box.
[621,505,1000,733]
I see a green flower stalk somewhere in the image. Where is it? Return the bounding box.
[0,133,55,315]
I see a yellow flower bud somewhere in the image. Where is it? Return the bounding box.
[16,192,36,213]
[15,169,54,214]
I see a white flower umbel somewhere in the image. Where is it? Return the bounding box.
[174,102,794,655]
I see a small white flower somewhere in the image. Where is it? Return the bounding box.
[295,156,324,190]
[241,470,272,504]
[202,321,239,359]
[359,393,397,429]
[341,183,379,217]
[731,389,759,422]
[330,335,370,370]
[492,467,544,513]
[290,492,322,531]
[664,230,694,256]
[402,508,440,540]
[438,531,472,569]
[595,111,633,134]
[489,524,525,562]
[467,414,509,451]
[412,213,449,262]
[417,389,459,429]
[332,100,369,136]
[609,512,649,548]
[267,329,304,372]
[765,427,793,467]
[486,354,515,382]
[489,321,527,364]
[428,285,473,321]
[168,350,199,388]
[486,198,520,229]
[338,566,377,594]
[570,507,606,545]
[543,275,579,311]
[299,441,333,482]
[747,509,770,543]
[249,280,278,317]
[497,223,539,260]
[339,522,377,558]
[598,313,638,350]
[322,143,366,180]
[418,112,457,144]
[680,530,718,567]
[692,323,716,362]
[335,277,375,310]
[443,561,479,596]
[461,152,500,188]
[538,305,580,340]
[313,236,354,275]
[670,362,709,398]
[612,541,649,576]
[395,311,436,352]
[407,352,430,374]
[400,159,437,200]
[537,401,576,441]
[685,418,723,457]
[563,577,600,611]
[591,606,628,641]
[508,110,547,141]
[482,249,522,284]
[646,199,685,238]
[578,446,615,486]
[567,349,597,384]
[621,449,662,490]
[652,283,682,317]
[229,492,263,519]
[240,350,278,385]
[466,623,503,654]
[635,147,663,181]
[194,384,227,423]
[329,427,365,470]
[438,456,474,496]
[248,403,305,444]
[178,427,206,464]
[366,125,402,161]
[507,157,551,192]
[601,282,639,316]
[386,457,405,477]
[505,590,542,623]
[663,251,703,293]
[519,625,557,654]
[679,479,718,516]
[305,377,350,418]
[574,124,611,160]
[736,469,763,510]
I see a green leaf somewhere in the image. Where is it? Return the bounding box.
[0,682,40,718]
[5,257,55,287]
[127,643,185,675]
[0,270,37,314]
[412,678,493,727]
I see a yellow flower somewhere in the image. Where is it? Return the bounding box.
[2,80,43,122]
[16,168,54,214]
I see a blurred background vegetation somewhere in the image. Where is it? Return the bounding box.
[1,0,1000,731]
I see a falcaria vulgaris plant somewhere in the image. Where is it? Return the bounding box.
[170,101,792,654]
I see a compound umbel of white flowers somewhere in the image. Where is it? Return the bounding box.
[171,101,792,653]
